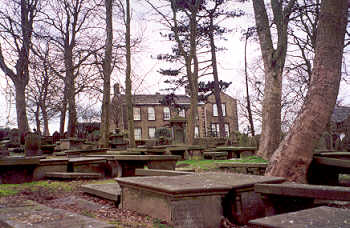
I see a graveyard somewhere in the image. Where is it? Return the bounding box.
[0,126,349,228]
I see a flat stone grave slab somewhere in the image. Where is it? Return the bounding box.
[214,146,257,159]
[217,162,267,175]
[203,151,228,160]
[0,156,40,166]
[249,206,350,228]
[45,172,102,179]
[135,168,192,176]
[33,158,68,180]
[0,199,114,228]
[80,183,121,202]
[116,172,284,227]
[68,157,107,176]
[106,150,141,155]
[317,152,350,160]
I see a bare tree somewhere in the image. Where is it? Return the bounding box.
[266,0,348,183]
[99,0,113,147]
[40,0,103,136]
[0,0,41,134]
[252,0,296,160]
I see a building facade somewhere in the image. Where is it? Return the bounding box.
[111,88,238,140]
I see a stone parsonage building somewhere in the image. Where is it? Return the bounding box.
[110,84,238,140]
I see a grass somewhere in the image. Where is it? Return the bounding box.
[176,156,267,171]
[0,180,76,197]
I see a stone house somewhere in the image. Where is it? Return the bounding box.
[110,86,238,140]
[329,106,350,150]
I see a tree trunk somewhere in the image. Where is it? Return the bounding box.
[99,0,113,147]
[252,0,296,160]
[266,0,348,183]
[59,88,67,135]
[65,46,77,137]
[125,0,135,147]
[41,105,50,136]
[244,32,255,136]
[35,104,41,135]
[14,80,29,133]
[209,16,225,138]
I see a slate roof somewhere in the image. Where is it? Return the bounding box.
[331,106,350,123]
[114,94,191,105]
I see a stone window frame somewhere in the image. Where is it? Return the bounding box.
[211,123,219,137]
[134,127,142,140]
[163,107,171,120]
[148,127,156,139]
[148,106,156,121]
[212,103,226,117]
[133,107,141,121]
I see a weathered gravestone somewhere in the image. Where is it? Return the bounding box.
[116,172,284,227]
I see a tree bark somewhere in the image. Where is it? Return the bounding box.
[244,31,255,136]
[266,0,348,183]
[125,0,135,147]
[209,15,225,138]
[252,0,296,160]
[99,0,113,147]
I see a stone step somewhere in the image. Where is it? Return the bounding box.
[80,183,121,203]
[45,172,102,179]
[0,200,114,228]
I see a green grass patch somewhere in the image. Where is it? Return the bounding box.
[177,156,267,170]
[0,180,75,197]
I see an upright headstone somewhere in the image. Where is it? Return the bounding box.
[25,132,42,156]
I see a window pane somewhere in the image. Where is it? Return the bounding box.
[213,104,218,116]
[211,123,217,137]
[133,107,141,120]
[148,128,156,138]
[222,104,226,116]
[179,109,185,117]
[224,123,229,137]
[148,107,155,120]
[216,123,220,136]
[134,128,142,140]
[163,107,170,120]
[195,126,199,138]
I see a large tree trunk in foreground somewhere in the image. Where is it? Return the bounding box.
[266,0,348,183]
[99,0,113,147]
[252,0,296,160]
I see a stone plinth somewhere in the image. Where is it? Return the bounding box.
[33,158,68,180]
[68,157,107,177]
[187,146,205,160]
[59,138,85,150]
[116,172,284,227]
[0,157,40,184]
[216,162,267,175]
[215,146,257,159]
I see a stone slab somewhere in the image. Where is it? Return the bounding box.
[106,150,141,155]
[116,172,284,197]
[68,157,107,164]
[89,155,181,161]
[0,157,40,166]
[317,152,350,160]
[217,162,267,168]
[45,172,101,179]
[255,183,350,201]
[249,206,350,228]
[80,183,121,202]
[39,158,68,165]
[0,200,114,228]
[215,146,257,151]
[135,168,192,176]
[117,172,284,227]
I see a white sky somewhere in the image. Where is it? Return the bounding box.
[0,1,349,131]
